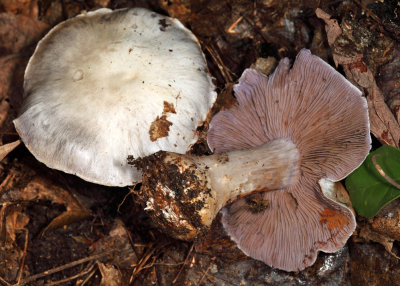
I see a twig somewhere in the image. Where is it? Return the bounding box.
[193,269,236,286]
[372,154,400,189]
[242,15,270,45]
[117,184,137,213]
[153,262,184,267]
[196,256,216,286]
[80,268,97,286]
[0,276,11,286]
[0,202,14,242]
[226,16,244,34]
[204,273,217,286]
[0,173,14,196]
[44,262,95,286]
[15,249,114,285]
[353,0,381,24]
[204,43,233,83]
[132,243,153,247]
[196,262,212,286]
[129,243,157,283]
[16,228,28,285]
[382,42,393,58]
[131,259,184,270]
[172,243,195,284]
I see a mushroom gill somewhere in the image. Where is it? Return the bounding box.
[208,49,371,271]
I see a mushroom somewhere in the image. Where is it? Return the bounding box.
[13,8,216,186]
[135,49,370,271]
[132,138,300,240]
[207,49,371,271]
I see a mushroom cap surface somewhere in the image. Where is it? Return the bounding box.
[207,49,370,271]
[14,8,216,186]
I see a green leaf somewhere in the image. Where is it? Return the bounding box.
[345,145,400,218]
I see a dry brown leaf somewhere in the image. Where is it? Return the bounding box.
[5,206,29,242]
[0,0,38,17]
[347,64,400,148]
[0,202,30,282]
[353,194,400,260]
[0,12,48,55]
[315,8,342,46]
[98,262,123,286]
[90,219,138,268]
[0,13,48,137]
[1,176,91,235]
[0,56,22,127]
[377,47,400,125]
[317,8,400,148]
[0,242,26,281]
[159,0,191,24]
[359,225,400,260]
[0,140,20,161]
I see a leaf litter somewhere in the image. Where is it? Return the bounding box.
[0,0,400,285]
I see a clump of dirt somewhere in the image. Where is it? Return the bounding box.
[130,151,212,240]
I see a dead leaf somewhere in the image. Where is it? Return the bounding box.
[0,243,26,281]
[0,0,38,17]
[0,13,49,138]
[0,12,48,55]
[0,202,30,282]
[317,8,400,148]
[354,197,400,260]
[5,205,29,242]
[376,47,400,125]
[0,140,20,161]
[358,224,399,260]
[90,219,138,268]
[159,0,191,24]
[1,176,91,236]
[98,262,123,286]
[315,8,342,46]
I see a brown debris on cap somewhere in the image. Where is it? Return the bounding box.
[207,49,371,271]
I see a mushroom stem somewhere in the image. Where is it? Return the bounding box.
[131,138,300,240]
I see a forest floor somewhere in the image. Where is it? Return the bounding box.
[0,0,400,285]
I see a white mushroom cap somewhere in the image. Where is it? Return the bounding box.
[13,8,216,186]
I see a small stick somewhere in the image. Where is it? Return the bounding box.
[226,16,244,34]
[195,257,215,286]
[44,262,95,286]
[16,250,114,285]
[118,181,139,213]
[204,273,217,286]
[0,173,14,196]
[353,0,381,24]
[80,268,97,286]
[0,276,11,286]
[172,243,195,284]
[204,44,233,83]
[0,202,13,241]
[16,228,28,285]
[129,244,157,283]
[117,187,136,213]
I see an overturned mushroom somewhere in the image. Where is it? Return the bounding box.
[132,138,300,240]
[13,8,216,186]
[136,49,370,271]
[208,49,371,271]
